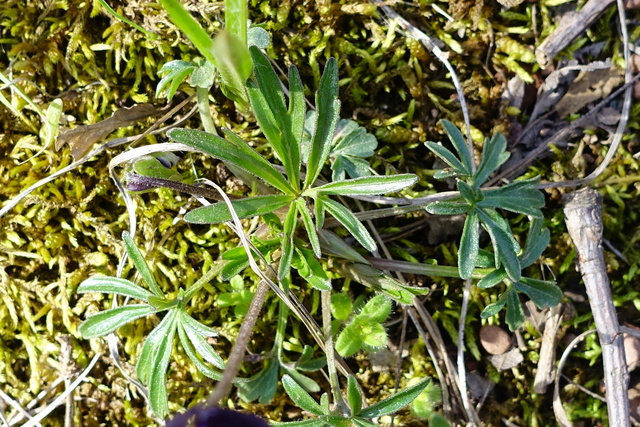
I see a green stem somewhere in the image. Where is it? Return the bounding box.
[321,290,347,415]
[183,261,223,302]
[197,86,218,136]
[275,299,288,361]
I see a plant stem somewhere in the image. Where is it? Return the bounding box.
[321,290,347,415]
[205,276,271,407]
[197,86,218,136]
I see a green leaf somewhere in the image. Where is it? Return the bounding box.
[358,379,430,418]
[440,120,473,175]
[288,65,305,182]
[136,309,178,386]
[472,132,509,187]
[330,119,378,180]
[457,180,483,204]
[352,418,378,427]
[476,269,508,289]
[345,263,423,304]
[282,366,321,393]
[458,211,479,280]
[282,374,324,416]
[520,219,550,268]
[189,59,215,88]
[347,375,363,415]
[156,60,195,100]
[238,358,280,404]
[279,203,298,281]
[123,231,163,297]
[361,322,387,347]
[332,156,372,182]
[429,413,452,427]
[158,0,218,67]
[312,174,417,197]
[476,209,521,282]
[224,0,247,45]
[184,195,294,224]
[297,199,321,258]
[515,277,562,309]
[480,298,506,319]
[336,323,363,357]
[292,247,331,291]
[425,199,469,215]
[504,287,525,331]
[360,295,392,323]
[321,197,376,252]
[148,311,179,417]
[177,321,224,380]
[180,312,225,369]
[317,229,369,264]
[211,30,252,106]
[304,58,340,188]
[79,305,156,338]
[330,293,353,321]
[179,310,219,338]
[424,142,469,179]
[270,420,327,427]
[248,26,271,48]
[168,127,294,194]
[478,177,544,218]
[77,276,153,301]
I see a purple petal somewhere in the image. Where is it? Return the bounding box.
[166,406,269,427]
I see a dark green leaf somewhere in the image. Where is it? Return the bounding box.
[478,178,545,218]
[123,231,163,297]
[505,287,525,331]
[78,276,153,301]
[477,209,521,282]
[473,132,508,187]
[440,120,473,174]
[457,180,482,204]
[459,211,479,280]
[352,418,378,427]
[282,366,321,393]
[238,358,279,404]
[358,379,430,418]
[515,277,562,309]
[288,65,305,183]
[270,419,326,427]
[520,218,550,268]
[425,199,469,215]
[184,195,294,224]
[477,269,508,289]
[279,203,298,281]
[424,142,469,178]
[79,304,156,338]
[480,298,507,319]
[304,58,340,188]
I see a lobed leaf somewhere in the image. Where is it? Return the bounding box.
[440,120,474,174]
[504,287,525,331]
[123,231,163,297]
[476,269,508,289]
[425,199,469,216]
[321,197,376,252]
[515,277,562,309]
[477,209,521,282]
[77,276,153,301]
[278,203,298,281]
[79,304,156,338]
[297,199,321,258]
[472,132,509,187]
[177,322,224,381]
[424,142,469,179]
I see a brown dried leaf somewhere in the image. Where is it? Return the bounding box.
[56,104,159,159]
[554,67,624,117]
